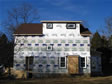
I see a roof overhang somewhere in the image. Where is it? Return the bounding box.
[13,34,43,36]
[81,34,92,36]
[41,20,82,23]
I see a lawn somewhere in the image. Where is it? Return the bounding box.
[0,76,112,84]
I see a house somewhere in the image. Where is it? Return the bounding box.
[13,20,100,78]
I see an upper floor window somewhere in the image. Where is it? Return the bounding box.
[47,23,53,29]
[67,24,76,29]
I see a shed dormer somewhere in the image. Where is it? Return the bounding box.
[41,21,91,37]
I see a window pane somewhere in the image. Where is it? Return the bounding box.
[61,63,65,67]
[61,57,65,62]
[47,23,53,29]
[67,24,76,29]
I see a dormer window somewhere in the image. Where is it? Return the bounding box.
[67,24,76,29]
[47,23,53,29]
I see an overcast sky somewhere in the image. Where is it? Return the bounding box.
[0,0,112,38]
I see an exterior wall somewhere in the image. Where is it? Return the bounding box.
[13,22,91,77]
[43,23,81,38]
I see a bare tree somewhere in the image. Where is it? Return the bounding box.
[102,17,112,37]
[2,3,40,32]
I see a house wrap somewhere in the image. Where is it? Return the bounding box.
[13,21,92,77]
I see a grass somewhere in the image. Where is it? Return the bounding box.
[0,76,112,84]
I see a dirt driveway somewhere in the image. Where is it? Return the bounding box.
[0,76,112,84]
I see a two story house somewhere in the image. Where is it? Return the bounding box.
[13,21,93,78]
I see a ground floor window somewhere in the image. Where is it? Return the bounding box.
[59,57,66,68]
[80,57,86,68]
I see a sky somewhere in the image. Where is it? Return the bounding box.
[0,0,112,40]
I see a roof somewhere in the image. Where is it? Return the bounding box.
[41,20,82,23]
[14,24,42,35]
[80,24,92,36]
[14,22,92,36]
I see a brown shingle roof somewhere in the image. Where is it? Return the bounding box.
[14,23,42,35]
[80,24,92,36]
[14,23,91,36]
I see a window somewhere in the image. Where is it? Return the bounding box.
[47,45,53,51]
[67,24,76,29]
[80,57,86,68]
[59,57,66,68]
[47,23,53,29]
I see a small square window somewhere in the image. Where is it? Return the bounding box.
[47,23,53,29]
[59,57,66,68]
[47,45,53,51]
[67,24,76,29]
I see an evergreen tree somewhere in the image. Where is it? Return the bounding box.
[101,35,108,48]
[91,32,102,49]
[108,35,112,48]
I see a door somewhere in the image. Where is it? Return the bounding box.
[68,56,79,74]
[25,56,34,71]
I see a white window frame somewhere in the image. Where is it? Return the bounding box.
[47,45,53,51]
[80,57,86,68]
[67,24,76,29]
[59,57,66,68]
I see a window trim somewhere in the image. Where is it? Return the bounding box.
[59,57,66,68]
[47,23,53,29]
[66,23,76,29]
[80,57,86,68]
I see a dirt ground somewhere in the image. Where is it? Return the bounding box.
[0,76,112,84]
